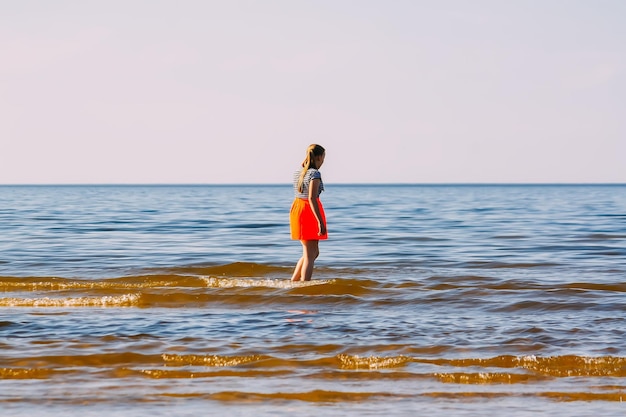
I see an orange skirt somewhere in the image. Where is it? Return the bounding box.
[290,198,328,241]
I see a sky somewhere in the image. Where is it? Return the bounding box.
[1,0,625,184]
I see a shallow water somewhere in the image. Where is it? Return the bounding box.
[1,184,625,416]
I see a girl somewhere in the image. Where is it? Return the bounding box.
[290,144,327,281]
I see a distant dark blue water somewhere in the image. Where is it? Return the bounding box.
[1,185,625,416]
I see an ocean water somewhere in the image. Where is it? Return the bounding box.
[0,184,625,416]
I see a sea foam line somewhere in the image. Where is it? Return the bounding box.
[201,277,334,289]
[0,293,141,307]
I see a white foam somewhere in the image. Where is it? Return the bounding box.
[338,354,411,370]
[0,293,141,307]
[201,277,333,289]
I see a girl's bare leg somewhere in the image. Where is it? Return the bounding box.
[291,256,304,281]
[293,240,319,282]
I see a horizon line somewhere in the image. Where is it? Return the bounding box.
[1,182,625,187]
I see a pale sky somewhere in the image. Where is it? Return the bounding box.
[2,0,625,184]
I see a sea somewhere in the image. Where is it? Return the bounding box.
[0,184,625,416]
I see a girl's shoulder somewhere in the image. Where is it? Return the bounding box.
[307,168,321,179]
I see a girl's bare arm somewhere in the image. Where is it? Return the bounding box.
[308,179,326,236]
